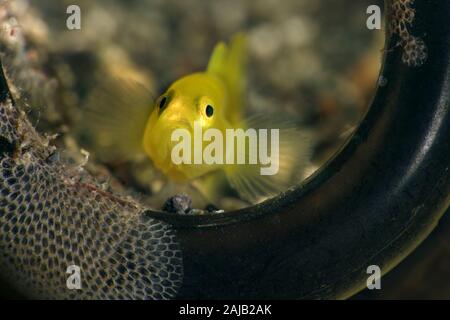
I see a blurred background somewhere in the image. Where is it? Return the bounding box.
[1,0,449,299]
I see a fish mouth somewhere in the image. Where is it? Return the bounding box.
[156,120,193,144]
[156,110,194,131]
[148,118,194,164]
[169,119,194,132]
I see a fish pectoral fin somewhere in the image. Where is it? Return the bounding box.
[76,71,155,162]
[225,114,312,204]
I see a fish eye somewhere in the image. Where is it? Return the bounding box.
[205,105,214,117]
[159,96,167,110]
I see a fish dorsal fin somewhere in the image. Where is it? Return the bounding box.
[224,114,312,204]
[207,42,229,75]
[206,33,247,124]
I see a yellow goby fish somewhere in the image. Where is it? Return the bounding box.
[80,34,310,204]
[143,34,247,180]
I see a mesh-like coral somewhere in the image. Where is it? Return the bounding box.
[0,92,183,299]
[388,0,428,66]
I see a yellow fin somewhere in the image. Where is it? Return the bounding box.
[224,114,312,204]
[207,33,247,124]
[76,73,155,162]
[207,42,229,75]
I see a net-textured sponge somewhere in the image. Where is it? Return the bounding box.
[0,99,183,299]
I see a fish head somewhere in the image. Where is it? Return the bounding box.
[142,72,229,179]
